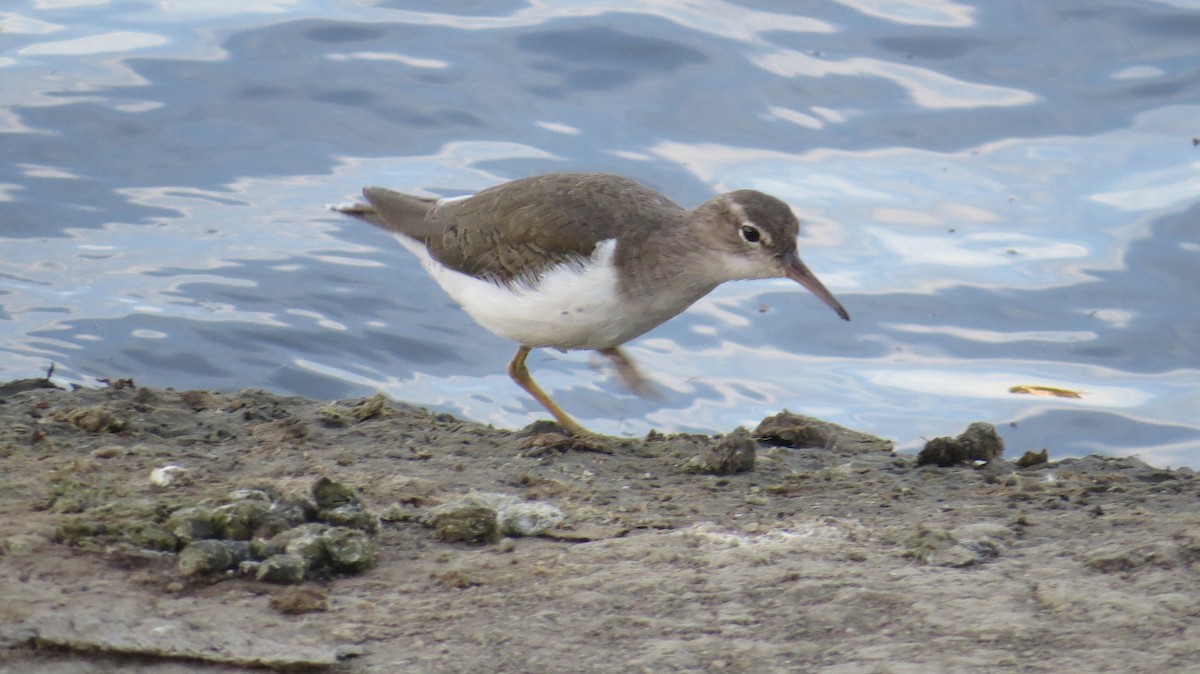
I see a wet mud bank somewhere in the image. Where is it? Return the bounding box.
[0,380,1197,672]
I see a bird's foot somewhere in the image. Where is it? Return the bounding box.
[597,347,661,399]
[509,345,611,449]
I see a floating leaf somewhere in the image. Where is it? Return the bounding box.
[1009,385,1083,399]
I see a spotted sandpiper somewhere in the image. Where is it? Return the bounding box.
[335,172,849,437]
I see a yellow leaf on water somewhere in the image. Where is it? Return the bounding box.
[1008,385,1084,399]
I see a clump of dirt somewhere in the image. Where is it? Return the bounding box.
[1,380,1198,672]
[917,420,1005,466]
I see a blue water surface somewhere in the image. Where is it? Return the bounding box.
[2,0,1198,466]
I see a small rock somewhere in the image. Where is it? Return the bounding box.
[259,493,314,528]
[165,506,216,543]
[497,502,565,537]
[273,523,331,568]
[248,537,282,559]
[917,422,1005,467]
[755,411,894,453]
[380,502,417,522]
[684,427,756,475]
[317,503,379,533]
[312,477,360,509]
[309,477,378,531]
[178,540,251,576]
[212,500,274,540]
[422,492,566,540]
[124,522,179,552]
[957,422,1005,460]
[256,553,309,584]
[1016,449,1050,468]
[916,438,965,467]
[423,499,500,544]
[204,489,308,538]
[149,465,188,487]
[259,508,307,539]
[322,527,375,572]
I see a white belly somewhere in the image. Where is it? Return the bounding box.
[396,237,651,350]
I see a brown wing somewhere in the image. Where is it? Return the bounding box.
[423,173,681,284]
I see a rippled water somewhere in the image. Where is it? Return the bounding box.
[3,1,1198,466]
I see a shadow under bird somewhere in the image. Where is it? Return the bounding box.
[334,172,849,438]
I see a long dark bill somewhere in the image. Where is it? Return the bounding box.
[781,251,850,321]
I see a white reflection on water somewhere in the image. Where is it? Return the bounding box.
[158,1,304,16]
[751,52,1036,109]
[326,51,450,69]
[365,1,835,41]
[885,323,1097,345]
[18,31,167,56]
[1091,168,1200,212]
[830,0,976,27]
[0,12,63,34]
[33,1,109,9]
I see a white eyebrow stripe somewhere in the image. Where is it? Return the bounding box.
[726,197,770,244]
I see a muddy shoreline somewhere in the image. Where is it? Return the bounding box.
[1,380,1197,673]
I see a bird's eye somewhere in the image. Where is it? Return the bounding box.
[740,225,761,244]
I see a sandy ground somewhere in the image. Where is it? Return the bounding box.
[1,379,1198,673]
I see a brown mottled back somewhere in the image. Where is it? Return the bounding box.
[360,173,682,285]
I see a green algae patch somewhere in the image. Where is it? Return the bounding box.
[54,406,129,434]
[54,499,179,551]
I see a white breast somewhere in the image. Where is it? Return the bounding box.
[394,237,641,350]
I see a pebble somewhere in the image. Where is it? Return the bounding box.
[497,501,565,536]
[917,422,1005,467]
[178,540,251,576]
[256,553,309,584]
[422,492,567,542]
[905,521,1012,567]
[149,465,188,487]
[323,527,375,572]
[683,427,757,475]
[424,501,500,544]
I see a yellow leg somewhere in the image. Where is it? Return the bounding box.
[597,347,659,398]
[507,346,595,437]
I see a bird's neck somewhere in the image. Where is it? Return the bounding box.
[613,214,723,306]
